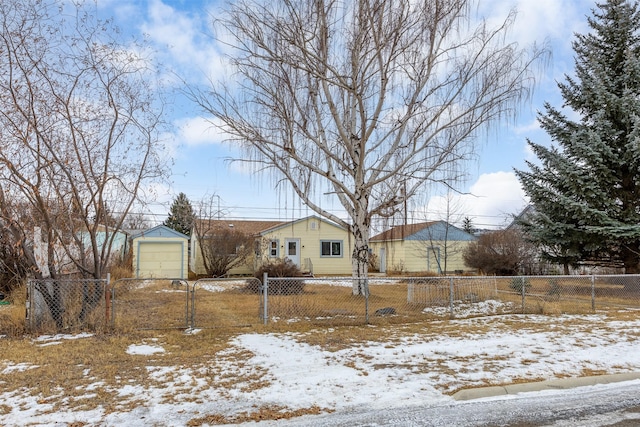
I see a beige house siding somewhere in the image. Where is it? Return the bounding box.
[259,216,352,275]
[132,226,189,279]
[190,216,352,276]
[370,239,473,274]
[370,221,476,275]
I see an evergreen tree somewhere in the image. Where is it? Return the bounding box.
[462,217,474,234]
[515,0,640,273]
[164,193,195,236]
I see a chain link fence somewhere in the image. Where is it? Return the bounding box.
[27,278,108,333]
[17,274,640,333]
[260,275,640,325]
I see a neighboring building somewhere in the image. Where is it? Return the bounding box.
[190,215,353,276]
[369,221,477,274]
[131,225,189,279]
[33,225,131,277]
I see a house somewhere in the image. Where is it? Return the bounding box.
[369,221,477,274]
[131,225,189,279]
[190,215,353,276]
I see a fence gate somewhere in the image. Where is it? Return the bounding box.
[27,278,108,333]
[110,278,190,330]
[190,278,263,329]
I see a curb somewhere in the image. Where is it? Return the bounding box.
[452,372,640,401]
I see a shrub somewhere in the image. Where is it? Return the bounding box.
[107,246,133,281]
[247,258,305,294]
[0,233,30,297]
[254,258,304,279]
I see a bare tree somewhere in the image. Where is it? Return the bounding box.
[123,211,151,231]
[192,195,253,277]
[198,228,254,277]
[191,0,544,293]
[0,1,166,326]
[421,191,470,274]
[463,228,536,275]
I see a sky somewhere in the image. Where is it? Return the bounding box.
[2,304,640,425]
[96,0,597,229]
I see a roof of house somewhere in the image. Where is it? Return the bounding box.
[193,219,286,237]
[193,215,347,237]
[131,224,189,240]
[258,215,347,235]
[370,220,476,242]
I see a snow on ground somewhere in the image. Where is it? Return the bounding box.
[2,307,640,426]
[126,343,166,355]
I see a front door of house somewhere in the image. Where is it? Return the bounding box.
[379,248,386,273]
[285,238,300,267]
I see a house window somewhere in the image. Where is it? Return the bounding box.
[321,240,342,257]
[269,239,279,257]
[288,241,296,256]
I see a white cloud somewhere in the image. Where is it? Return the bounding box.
[479,0,591,49]
[175,116,226,146]
[142,0,227,82]
[423,172,528,229]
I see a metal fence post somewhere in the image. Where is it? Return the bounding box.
[521,276,526,314]
[26,280,32,331]
[365,278,369,324]
[191,281,196,329]
[105,273,111,329]
[185,279,190,329]
[591,274,596,312]
[111,279,116,328]
[263,272,268,325]
[449,277,455,319]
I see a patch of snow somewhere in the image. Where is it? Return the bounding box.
[126,344,166,355]
[2,363,39,374]
[195,281,245,292]
[423,299,517,317]
[34,333,94,343]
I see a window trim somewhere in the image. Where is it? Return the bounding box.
[320,240,343,258]
[269,239,279,258]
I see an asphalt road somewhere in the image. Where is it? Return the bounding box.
[263,379,640,427]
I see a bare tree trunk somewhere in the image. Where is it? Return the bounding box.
[351,222,370,296]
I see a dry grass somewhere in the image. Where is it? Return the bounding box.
[186,405,334,426]
[0,285,27,337]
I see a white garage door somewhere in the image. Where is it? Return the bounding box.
[137,242,183,278]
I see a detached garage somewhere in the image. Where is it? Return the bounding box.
[131,225,189,279]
